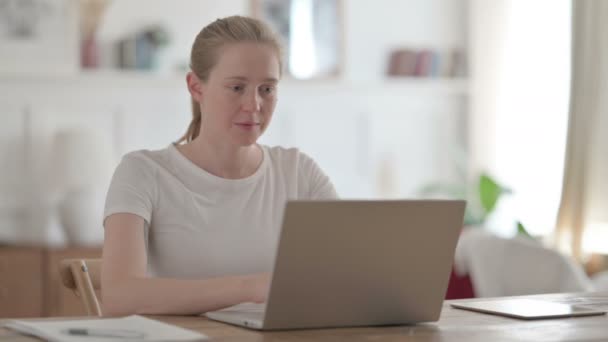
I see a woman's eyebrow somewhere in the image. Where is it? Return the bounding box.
[225,76,248,81]
[225,76,278,83]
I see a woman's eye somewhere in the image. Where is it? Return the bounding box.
[261,86,275,94]
[231,85,244,92]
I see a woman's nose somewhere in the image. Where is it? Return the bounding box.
[242,90,261,112]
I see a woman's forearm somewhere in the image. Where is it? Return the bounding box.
[101,275,255,316]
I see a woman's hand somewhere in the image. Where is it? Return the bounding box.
[244,273,271,303]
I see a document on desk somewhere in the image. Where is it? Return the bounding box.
[3,315,207,341]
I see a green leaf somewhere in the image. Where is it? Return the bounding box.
[516,221,534,239]
[478,173,510,214]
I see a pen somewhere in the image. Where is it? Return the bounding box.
[63,328,146,339]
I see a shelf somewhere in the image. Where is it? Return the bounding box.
[0,70,469,95]
[0,69,186,87]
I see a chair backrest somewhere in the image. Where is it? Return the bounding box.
[59,258,102,316]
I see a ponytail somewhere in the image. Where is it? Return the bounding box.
[177,98,202,143]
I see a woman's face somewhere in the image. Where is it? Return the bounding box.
[192,42,280,147]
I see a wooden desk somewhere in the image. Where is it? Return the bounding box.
[1,292,607,341]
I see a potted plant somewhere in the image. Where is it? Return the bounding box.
[419,172,533,238]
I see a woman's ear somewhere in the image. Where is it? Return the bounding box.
[186,72,203,102]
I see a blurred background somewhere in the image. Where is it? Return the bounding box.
[0,0,570,246]
[1,0,607,317]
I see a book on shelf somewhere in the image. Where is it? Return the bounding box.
[387,48,467,78]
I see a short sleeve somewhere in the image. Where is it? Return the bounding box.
[103,152,157,226]
[299,152,339,200]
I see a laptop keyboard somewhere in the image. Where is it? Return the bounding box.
[210,302,266,323]
[222,302,266,313]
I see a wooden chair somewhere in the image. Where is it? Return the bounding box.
[59,258,102,316]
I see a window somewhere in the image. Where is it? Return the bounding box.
[484,0,571,237]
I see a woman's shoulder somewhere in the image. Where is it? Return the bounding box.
[263,145,319,170]
[264,145,311,162]
[117,146,173,172]
[262,144,337,199]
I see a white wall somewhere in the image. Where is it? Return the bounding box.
[97,0,467,80]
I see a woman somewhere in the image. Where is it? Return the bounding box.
[101,16,337,316]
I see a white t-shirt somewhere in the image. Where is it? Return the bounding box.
[103,144,338,278]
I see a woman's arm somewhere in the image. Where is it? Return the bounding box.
[101,213,269,316]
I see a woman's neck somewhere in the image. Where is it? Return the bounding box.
[177,136,263,179]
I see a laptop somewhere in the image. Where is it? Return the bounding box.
[205,199,466,330]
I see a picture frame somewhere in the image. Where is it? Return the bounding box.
[251,0,343,80]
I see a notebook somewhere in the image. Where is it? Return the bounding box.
[3,315,207,342]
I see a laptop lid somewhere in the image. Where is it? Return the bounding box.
[260,199,465,330]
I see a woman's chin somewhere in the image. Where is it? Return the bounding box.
[232,135,260,147]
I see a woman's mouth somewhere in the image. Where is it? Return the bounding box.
[234,122,261,130]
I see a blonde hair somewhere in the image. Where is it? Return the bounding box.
[177,15,284,144]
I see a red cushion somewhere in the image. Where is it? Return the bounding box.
[445,267,475,299]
